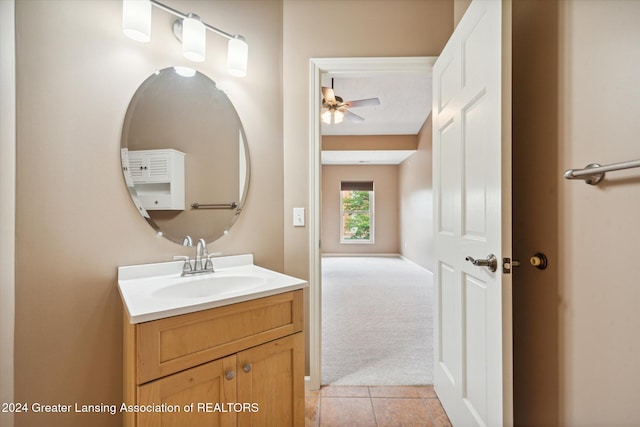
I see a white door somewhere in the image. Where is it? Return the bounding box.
[432,0,512,426]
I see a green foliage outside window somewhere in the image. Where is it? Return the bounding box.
[341,190,372,241]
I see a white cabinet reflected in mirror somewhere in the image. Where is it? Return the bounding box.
[122,148,185,212]
[121,67,250,244]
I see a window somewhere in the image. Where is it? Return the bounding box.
[340,181,374,243]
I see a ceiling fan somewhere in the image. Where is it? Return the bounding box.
[321,79,381,124]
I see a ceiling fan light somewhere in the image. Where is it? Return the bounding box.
[333,110,344,124]
[321,110,332,124]
[122,0,151,42]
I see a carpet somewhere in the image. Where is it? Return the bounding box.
[321,256,434,386]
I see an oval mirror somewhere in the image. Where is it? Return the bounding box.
[120,67,249,244]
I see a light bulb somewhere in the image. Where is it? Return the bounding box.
[333,110,344,124]
[182,15,206,62]
[227,35,248,77]
[122,0,151,42]
[322,110,332,124]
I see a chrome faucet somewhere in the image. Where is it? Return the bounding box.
[173,238,218,276]
[194,239,207,271]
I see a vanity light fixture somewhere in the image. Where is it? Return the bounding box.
[122,0,151,42]
[181,14,206,62]
[122,0,248,77]
[227,35,248,78]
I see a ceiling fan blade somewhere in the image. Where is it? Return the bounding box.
[322,87,336,104]
[343,109,365,123]
[345,98,381,108]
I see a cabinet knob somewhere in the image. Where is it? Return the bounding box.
[243,364,252,373]
[225,370,235,381]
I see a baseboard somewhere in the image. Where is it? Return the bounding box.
[321,253,434,276]
[321,253,401,258]
[305,375,320,391]
[399,255,434,275]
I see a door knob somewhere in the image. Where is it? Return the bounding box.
[465,254,498,272]
[243,364,252,373]
[225,370,235,381]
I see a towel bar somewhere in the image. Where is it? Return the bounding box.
[563,159,640,185]
[191,202,238,209]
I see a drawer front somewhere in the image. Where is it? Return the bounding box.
[136,290,303,384]
[138,193,172,210]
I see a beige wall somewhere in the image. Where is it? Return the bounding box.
[13,1,283,426]
[399,116,434,271]
[557,1,640,424]
[322,165,399,254]
[323,135,418,151]
[1,1,16,427]
[282,0,453,281]
[453,0,472,27]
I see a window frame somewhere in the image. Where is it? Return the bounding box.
[339,186,375,244]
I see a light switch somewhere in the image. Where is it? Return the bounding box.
[293,208,305,227]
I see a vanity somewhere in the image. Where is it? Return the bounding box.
[118,254,307,426]
[117,66,305,425]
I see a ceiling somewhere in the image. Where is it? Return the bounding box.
[320,72,432,165]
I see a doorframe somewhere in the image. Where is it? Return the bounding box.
[307,56,437,390]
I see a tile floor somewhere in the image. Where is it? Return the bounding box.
[306,386,452,427]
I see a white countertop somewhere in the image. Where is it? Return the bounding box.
[118,254,308,324]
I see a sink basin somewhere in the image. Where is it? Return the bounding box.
[118,254,308,323]
[152,274,267,299]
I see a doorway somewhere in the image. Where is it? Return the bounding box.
[321,256,433,385]
[307,57,437,390]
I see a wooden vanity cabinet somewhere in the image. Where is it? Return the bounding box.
[123,290,304,427]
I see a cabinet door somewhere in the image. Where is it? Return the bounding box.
[138,355,237,427]
[127,154,146,182]
[128,152,172,183]
[236,333,304,427]
[144,152,172,183]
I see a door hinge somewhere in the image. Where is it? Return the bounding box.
[502,257,521,274]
